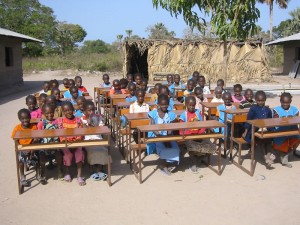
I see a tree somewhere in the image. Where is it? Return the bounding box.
[80,39,110,54]
[0,0,57,56]
[258,0,289,40]
[54,22,87,55]
[288,7,300,35]
[125,29,133,39]
[146,22,175,39]
[183,27,201,40]
[116,34,123,50]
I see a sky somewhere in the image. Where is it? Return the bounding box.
[40,0,299,43]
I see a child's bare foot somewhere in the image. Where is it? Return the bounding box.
[77,177,86,186]
[64,174,72,182]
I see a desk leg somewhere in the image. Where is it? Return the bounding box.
[218,136,222,175]
[223,112,228,158]
[229,116,234,161]
[14,141,22,195]
[138,130,142,184]
[250,125,255,176]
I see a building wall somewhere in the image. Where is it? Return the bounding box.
[0,36,23,88]
[283,41,300,75]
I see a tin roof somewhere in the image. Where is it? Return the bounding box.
[0,27,43,43]
[265,32,300,45]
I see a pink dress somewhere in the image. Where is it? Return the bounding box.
[232,95,245,103]
[30,108,42,118]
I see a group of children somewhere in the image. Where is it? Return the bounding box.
[12,71,300,186]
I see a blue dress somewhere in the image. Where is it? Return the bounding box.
[146,110,180,164]
[214,104,236,134]
[169,83,185,96]
[63,90,83,98]
[155,98,175,111]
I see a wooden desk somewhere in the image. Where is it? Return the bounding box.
[201,102,222,119]
[13,126,112,194]
[134,120,226,183]
[60,95,93,102]
[247,117,300,176]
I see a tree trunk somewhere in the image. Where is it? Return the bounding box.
[269,1,273,40]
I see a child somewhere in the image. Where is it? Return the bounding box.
[63,83,83,99]
[163,74,173,86]
[37,103,63,183]
[39,81,50,95]
[45,95,62,119]
[57,101,85,185]
[232,84,245,103]
[150,83,161,102]
[26,95,42,119]
[157,85,175,110]
[190,71,199,82]
[183,79,195,102]
[51,88,62,106]
[211,87,224,103]
[141,78,149,93]
[81,101,109,181]
[100,74,111,88]
[242,91,275,168]
[197,75,211,94]
[75,76,88,93]
[74,96,86,117]
[134,73,143,89]
[38,93,47,110]
[216,79,225,93]
[11,109,38,187]
[272,93,300,168]
[50,79,59,91]
[69,85,81,106]
[179,96,214,173]
[194,87,208,111]
[126,73,134,84]
[126,83,137,103]
[239,89,256,109]
[120,78,129,90]
[62,78,69,90]
[169,74,185,97]
[110,79,126,94]
[147,94,180,175]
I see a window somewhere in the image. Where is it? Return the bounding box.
[5,47,13,67]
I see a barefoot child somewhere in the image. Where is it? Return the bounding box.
[232,84,245,103]
[147,94,180,175]
[57,101,85,185]
[179,96,215,173]
[272,92,300,168]
[82,101,109,181]
[11,109,38,187]
[26,95,42,119]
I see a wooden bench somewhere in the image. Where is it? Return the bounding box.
[13,126,112,194]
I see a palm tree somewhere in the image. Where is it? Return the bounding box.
[116,34,123,50]
[258,0,289,40]
[125,29,132,39]
[289,7,300,35]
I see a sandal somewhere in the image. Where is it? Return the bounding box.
[97,172,107,181]
[77,177,86,186]
[20,177,30,187]
[90,173,101,181]
[167,166,176,173]
[64,174,72,182]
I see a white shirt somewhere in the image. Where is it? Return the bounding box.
[211,97,224,103]
[129,101,150,113]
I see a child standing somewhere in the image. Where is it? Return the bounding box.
[147,94,180,175]
[272,93,300,168]
[197,75,211,94]
[239,89,256,109]
[26,95,42,119]
[242,91,275,168]
[82,101,109,181]
[100,74,111,88]
[75,76,88,93]
[211,87,224,103]
[179,96,215,173]
[232,84,245,103]
[11,109,38,187]
[57,101,85,185]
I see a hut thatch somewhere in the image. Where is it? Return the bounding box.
[123,39,272,83]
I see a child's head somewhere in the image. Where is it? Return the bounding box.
[214,86,223,99]
[136,89,146,105]
[83,100,96,118]
[68,79,75,87]
[157,94,169,113]
[45,95,57,108]
[174,74,180,84]
[166,74,174,84]
[185,96,196,113]
[217,79,225,89]
[194,86,203,100]
[38,93,47,108]
[50,79,59,90]
[159,85,170,96]
[198,75,206,88]
[128,82,136,96]
[69,85,79,99]
[76,96,86,111]
[26,95,37,111]
[63,78,69,88]
[244,89,254,102]
[61,101,75,119]
[222,92,233,106]
[42,81,49,92]
[192,71,199,82]
[255,91,267,107]
[18,108,31,128]
[187,79,195,91]
[42,103,55,121]
[280,92,292,110]
[126,74,134,83]
[112,79,121,90]
[75,76,83,88]
[134,73,142,85]
[141,78,148,91]
[154,83,162,94]
[102,74,110,84]
[51,88,60,101]
[120,78,128,89]
[233,84,243,97]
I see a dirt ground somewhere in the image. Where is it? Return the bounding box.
[1,70,300,225]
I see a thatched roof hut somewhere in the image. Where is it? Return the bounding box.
[123,39,272,83]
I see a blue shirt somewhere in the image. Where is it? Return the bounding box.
[63,90,83,98]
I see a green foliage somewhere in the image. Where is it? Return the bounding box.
[146,23,175,39]
[80,40,110,54]
[152,0,260,40]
